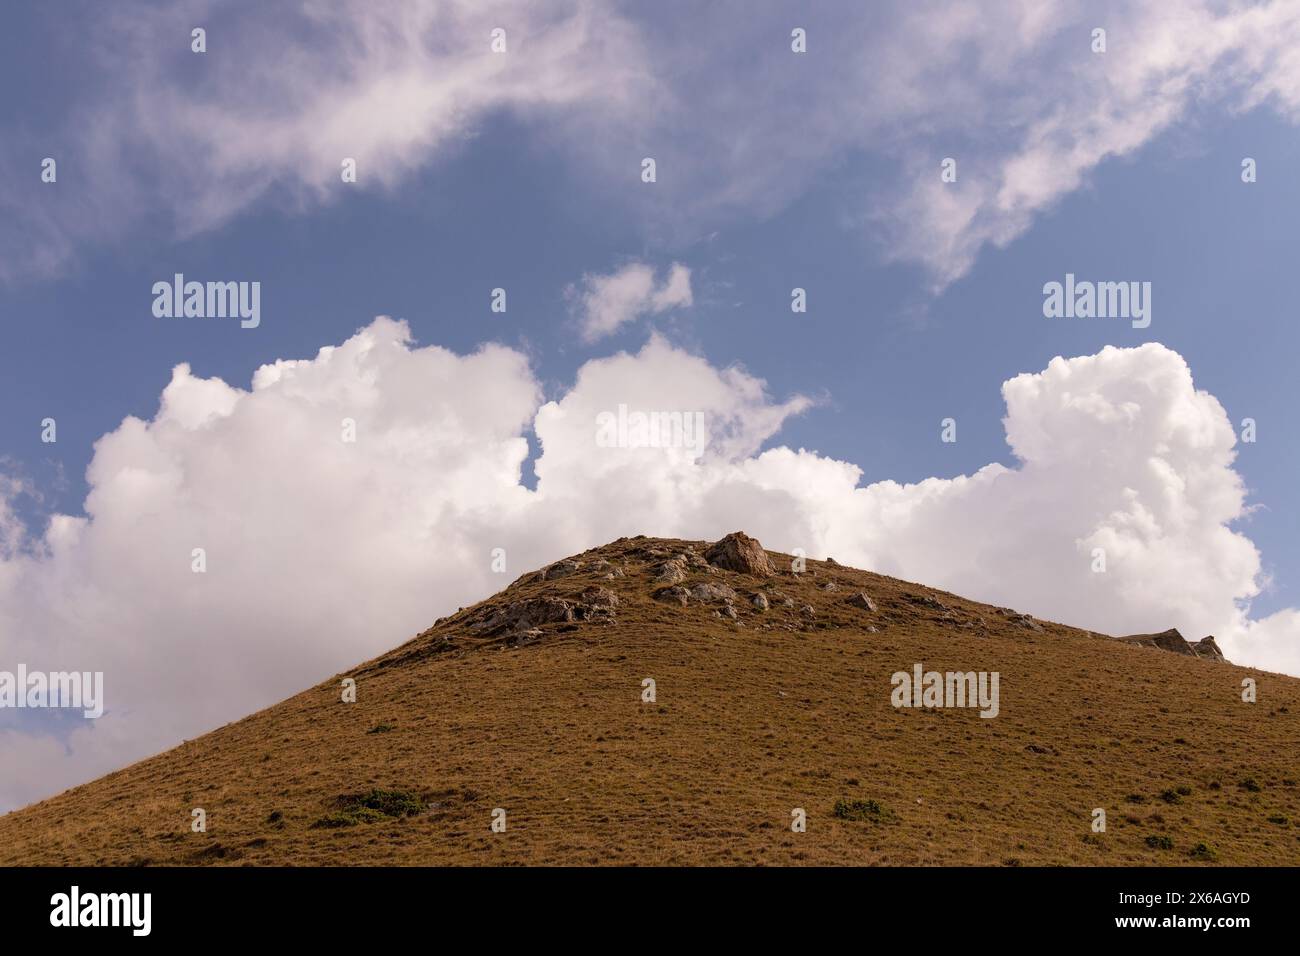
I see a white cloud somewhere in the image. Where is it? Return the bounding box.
[1,319,1296,812]
[568,261,693,342]
[867,0,1300,285]
[7,1,1300,284]
[534,0,1300,285]
[0,0,652,280]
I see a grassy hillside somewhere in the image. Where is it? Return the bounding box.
[2,534,1296,866]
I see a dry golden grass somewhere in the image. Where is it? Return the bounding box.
[2,535,1297,866]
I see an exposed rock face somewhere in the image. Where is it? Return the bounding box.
[466,585,618,639]
[1193,636,1226,661]
[846,592,877,613]
[540,559,582,581]
[580,586,619,610]
[1118,627,1194,656]
[690,581,737,604]
[468,596,575,636]
[476,536,1226,668]
[654,559,687,584]
[704,532,774,577]
[997,608,1043,632]
[1115,628,1228,663]
[682,550,710,570]
[910,593,950,612]
[589,558,624,579]
[654,585,690,606]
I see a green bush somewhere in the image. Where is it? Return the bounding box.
[349,788,426,817]
[310,788,427,828]
[833,798,894,822]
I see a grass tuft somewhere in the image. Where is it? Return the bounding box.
[833,798,894,822]
[310,788,426,828]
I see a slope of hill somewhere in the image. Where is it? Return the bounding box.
[2,533,1297,866]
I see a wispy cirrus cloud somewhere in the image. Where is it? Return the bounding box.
[5,1,1300,286]
[0,0,652,280]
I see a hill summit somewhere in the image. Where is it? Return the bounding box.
[1,532,1296,866]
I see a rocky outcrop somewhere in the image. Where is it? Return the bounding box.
[540,559,582,580]
[580,586,619,610]
[1193,635,1226,661]
[846,592,877,613]
[466,586,618,638]
[654,585,690,606]
[690,581,737,604]
[704,532,774,577]
[651,578,742,618]
[477,536,1229,667]
[996,608,1043,632]
[910,593,950,612]
[467,596,576,636]
[1116,628,1229,663]
[654,559,687,584]
[589,558,624,579]
[1117,627,1194,656]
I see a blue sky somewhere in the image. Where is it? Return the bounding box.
[4,91,1298,607]
[2,0,1299,810]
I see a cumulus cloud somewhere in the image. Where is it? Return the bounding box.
[6,1,1300,284]
[567,261,693,341]
[1,318,1296,811]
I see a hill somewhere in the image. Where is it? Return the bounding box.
[1,533,1297,866]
